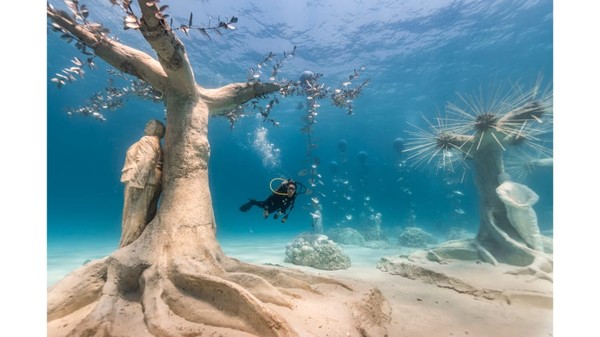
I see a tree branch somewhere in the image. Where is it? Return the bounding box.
[498,101,546,125]
[47,6,168,93]
[496,100,549,145]
[437,131,475,154]
[137,0,196,95]
[200,82,281,116]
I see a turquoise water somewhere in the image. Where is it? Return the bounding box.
[47,0,553,283]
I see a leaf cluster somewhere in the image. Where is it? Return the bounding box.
[224,50,370,129]
[64,69,164,121]
[51,56,95,88]
[49,0,236,120]
[119,0,239,40]
[176,13,239,40]
[48,2,106,67]
[248,46,297,82]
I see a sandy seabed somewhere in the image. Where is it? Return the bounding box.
[47,233,552,337]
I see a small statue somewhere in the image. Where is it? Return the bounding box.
[312,204,323,234]
[119,119,166,247]
[370,212,382,240]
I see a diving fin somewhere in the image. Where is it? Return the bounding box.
[239,199,256,212]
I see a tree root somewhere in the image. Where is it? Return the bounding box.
[47,258,108,322]
[488,212,553,282]
[412,210,552,284]
[48,252,362,337]
[222,257,354,291]
[377,257,510,303]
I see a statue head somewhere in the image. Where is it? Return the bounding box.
[144,119,166,139]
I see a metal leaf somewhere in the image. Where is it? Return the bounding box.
[125,22,140,29]
[125,15,137,23]
[65,0,78,16]
[60,33,73,42]
[198,28,211,40]
[181,25,189,36]
[71,57,83,66]
[80,5,89,18]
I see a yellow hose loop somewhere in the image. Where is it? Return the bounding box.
[269,177,289,195]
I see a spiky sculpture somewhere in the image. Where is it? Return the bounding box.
[404,80,553,280]
[47,1,389,336]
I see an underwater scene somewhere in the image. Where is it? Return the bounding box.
[47,0,554,336]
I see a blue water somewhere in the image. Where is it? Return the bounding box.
[47,0,553,278]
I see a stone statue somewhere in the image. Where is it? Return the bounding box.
[496,173,544,251]
[119,119,166,247]
[312,205,323,234]
[369,212,382,240]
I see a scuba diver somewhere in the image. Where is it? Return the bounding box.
[239,178,304,223]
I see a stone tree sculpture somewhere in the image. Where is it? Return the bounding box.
[403,82,553,280]
[47,1,388,337]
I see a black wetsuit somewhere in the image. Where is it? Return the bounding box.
[239,183,296,220]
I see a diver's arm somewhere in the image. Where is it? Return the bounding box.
[279,197,294,213]
[280,197,296,223]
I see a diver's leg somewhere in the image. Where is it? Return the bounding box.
[263,201,279,219]
[239,199,260,212]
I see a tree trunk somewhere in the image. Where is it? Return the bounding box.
[471,144,534,265]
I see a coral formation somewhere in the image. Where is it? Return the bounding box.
[397,227,438,248]
[285,233,351,270]
[327,227,367,246]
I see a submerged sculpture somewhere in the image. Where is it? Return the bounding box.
[47,2,387,337]
[403,82,553,281]
[311,203,324,234]
[496,174,543,252]
[119,119,165,248]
